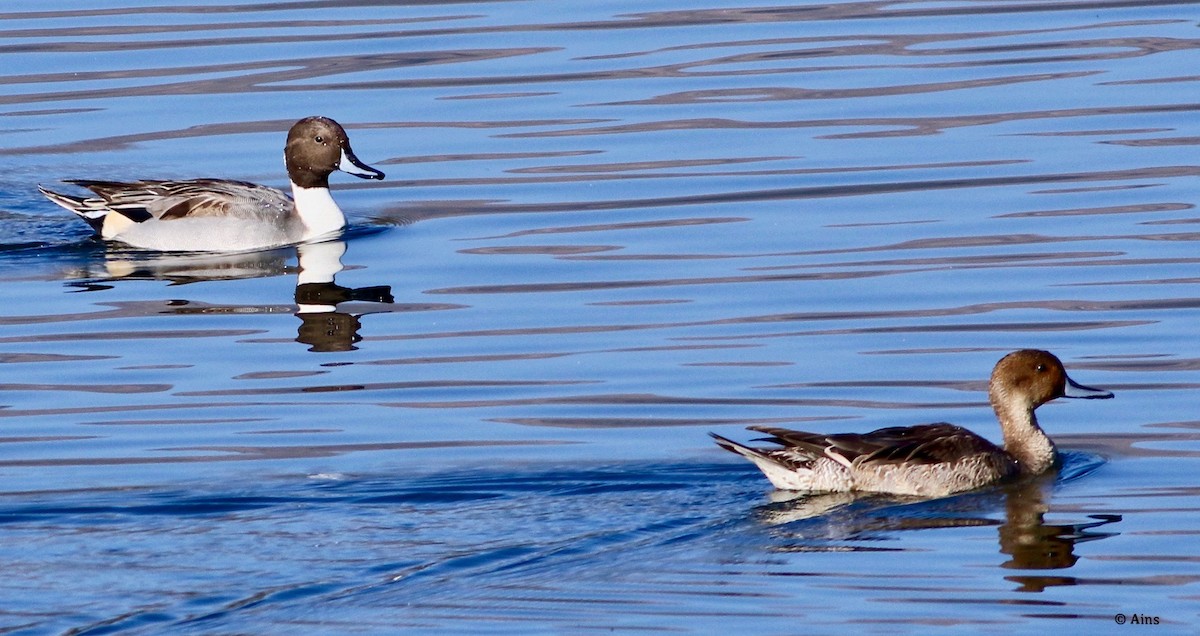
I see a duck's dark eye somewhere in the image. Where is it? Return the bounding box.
[1036,364,1046,372]
[314,135,325,144]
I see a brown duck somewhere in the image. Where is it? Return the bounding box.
[711,350,1113,497]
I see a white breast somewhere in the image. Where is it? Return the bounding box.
[290,183,347,242]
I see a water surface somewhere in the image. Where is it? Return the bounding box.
[1,0,1198,632]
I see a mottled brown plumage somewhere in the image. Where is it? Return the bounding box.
[712,350,1113,497]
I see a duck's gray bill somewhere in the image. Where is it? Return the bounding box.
[1064,376,1114,399]
[339,148,385,180]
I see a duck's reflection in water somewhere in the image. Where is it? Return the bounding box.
[996,475,1122,591]
[754,464,1121,591]
[76,240,394,352]
[81,245,294,285]
[292,241,393,352]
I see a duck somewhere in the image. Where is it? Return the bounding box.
[710,349,1113,498]
[38,116,384,252]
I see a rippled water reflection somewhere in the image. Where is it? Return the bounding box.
[1,0,1199,632]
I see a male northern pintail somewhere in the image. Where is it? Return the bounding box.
[711,349,1113,498]
[39,116,384,252]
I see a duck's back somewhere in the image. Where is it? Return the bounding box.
[842,423,1021,496]
[76,179,302,251]
[753,423,1022,497]
[73,179,290,220]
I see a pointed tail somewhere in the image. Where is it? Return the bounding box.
[38,185,107,233]
[710,431,823,491]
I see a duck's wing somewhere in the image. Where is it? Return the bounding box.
[748,423,1001,468]
[745,426,835,459]
[68,179,293,224]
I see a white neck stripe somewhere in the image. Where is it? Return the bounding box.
[290,182,347,240]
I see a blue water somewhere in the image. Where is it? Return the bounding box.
[1,0,1199,632]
